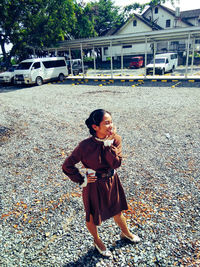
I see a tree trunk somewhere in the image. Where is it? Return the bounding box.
[0,36,11,67]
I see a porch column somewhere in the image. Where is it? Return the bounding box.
[93,46,96,77]
[121,45,123,75]
[69,48,73,76]
[80,43,85,78]
[185,33,190,78]
[144,37,148,78]
[110,41,113,79]
[191,37,195,75]
[153,42,157,76]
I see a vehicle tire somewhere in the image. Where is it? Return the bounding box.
[171,66,175,73]
[73,70,79,76]
[161,69,165,75]
[36,76,43,86]
[11,77,14,84]
[58,73,65,82]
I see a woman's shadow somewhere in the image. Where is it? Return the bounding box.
[63,238,136,266]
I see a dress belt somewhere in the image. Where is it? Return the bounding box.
[95,169,114,179]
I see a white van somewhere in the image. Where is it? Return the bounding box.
[146,53,178,75]
[14,57,68,85]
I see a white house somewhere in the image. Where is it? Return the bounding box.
[102,13,162,61]
[102,4,200,62]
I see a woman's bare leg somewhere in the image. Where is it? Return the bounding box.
[86,214,106,251]
[113,212,134,238]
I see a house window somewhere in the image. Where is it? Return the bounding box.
[155,7,158,14]
[133,20,137,27]
[104,47,108,55]
[122,45,132,49]
[171,41,179,45]
[166,19,171,27]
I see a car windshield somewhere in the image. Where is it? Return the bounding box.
[7,67,15,72]
[132,58,139,62]
[150,58,165,64]
[17,62,32,70]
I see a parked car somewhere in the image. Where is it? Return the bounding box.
[146,53,178,75]
[0,65,18,84]
[129,56,144,68]
[67,59,88,75]
[14,57,68,86]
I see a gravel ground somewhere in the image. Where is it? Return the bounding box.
[0,80,200,266]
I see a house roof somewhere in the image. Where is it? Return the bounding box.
[136,13,163,30]
[181,9,200,19]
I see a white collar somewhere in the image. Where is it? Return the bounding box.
[95,136,108,142]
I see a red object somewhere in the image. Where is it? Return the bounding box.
[129,56,144,68]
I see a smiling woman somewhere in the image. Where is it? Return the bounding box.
[62,109,140,257]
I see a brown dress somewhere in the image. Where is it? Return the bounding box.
[62,134,128,225]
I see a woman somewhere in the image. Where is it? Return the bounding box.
[62,109,140,257]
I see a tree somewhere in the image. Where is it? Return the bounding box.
[71,2,97,39]
[88,0,124,36]
[0,0,76,66]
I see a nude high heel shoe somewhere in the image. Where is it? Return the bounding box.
[120,232,140,242]
[94,242,112,257]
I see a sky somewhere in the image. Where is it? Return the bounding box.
[111,0,199,11]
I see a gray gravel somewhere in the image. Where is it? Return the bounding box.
[0,80,200,266]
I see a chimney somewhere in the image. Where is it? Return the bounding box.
[175,7,180,17]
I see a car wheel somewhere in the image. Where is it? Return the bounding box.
[11,77,14,84]
[36,76,43,86]
[58,73,65,82]
[73,70,79,76]
[161,69,165,75]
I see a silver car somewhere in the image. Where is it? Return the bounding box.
[0,65,18,84]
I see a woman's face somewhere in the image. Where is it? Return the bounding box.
[93,113,113,139]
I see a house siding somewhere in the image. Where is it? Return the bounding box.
[143,6,189,28]
[117,18,152,35]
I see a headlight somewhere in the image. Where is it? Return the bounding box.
[24,74,29,78]
[5,76,10,79]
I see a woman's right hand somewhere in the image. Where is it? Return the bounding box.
[107,125,117,140]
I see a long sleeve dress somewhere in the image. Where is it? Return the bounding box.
[62,134,128,225]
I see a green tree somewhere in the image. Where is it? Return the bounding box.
[0,0,76,66]
[72,2,97,39]
[88,0,124,36]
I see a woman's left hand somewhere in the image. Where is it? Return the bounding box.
[87,173,97,183]
[87,169,97,183]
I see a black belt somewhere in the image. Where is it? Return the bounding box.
[95,169,114,179]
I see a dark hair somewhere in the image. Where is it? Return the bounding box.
[85,109,111,136]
